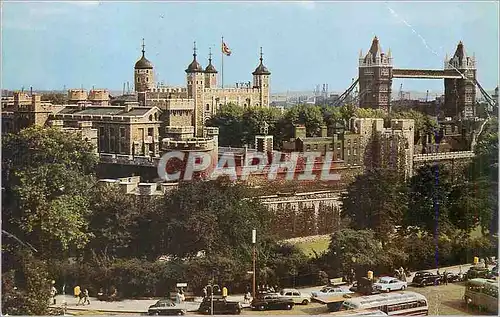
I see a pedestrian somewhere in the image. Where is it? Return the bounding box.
[222,286,228,299]
[83,288,90,305]
[175,290,181,304]
[50,281,57,305]
[77,289,85,305]
[203,286,207,298]
[443,271,448,285]
[74,285,81,298]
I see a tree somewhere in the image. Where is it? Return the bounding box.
[405,164,454,236]
[86,184,143,259]
[1,251,51,315]
[153,179,274,259]
[468,118,498,234]
[279,104,324,139]
[325,229,396,277]
[341,169,407,245]
[241,107,282,146]
[206,103,245,147]
[2,126,98,258]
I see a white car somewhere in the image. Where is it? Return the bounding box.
[278,288,311,305]
[373,276,408,292]
[311,286,353,297]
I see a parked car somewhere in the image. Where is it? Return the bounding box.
[465,267,491,281]
[148,299,186,316]
[311,286,353,297]
[198,296,242,315]
[412,271,441,286]
[251,294,294,311]
[278,288,311,305]
[373,276,408,292]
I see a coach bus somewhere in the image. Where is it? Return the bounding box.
[329,308,388,316]
[464,278,498,314]
[341,291,428,316]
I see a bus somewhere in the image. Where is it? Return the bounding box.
[341,291,428,316]
[463,278,498,314]
[329,308,388,316]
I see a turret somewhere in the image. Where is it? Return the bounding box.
[134,38,155,93]
[252,47,271,107]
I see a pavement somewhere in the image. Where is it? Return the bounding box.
[50,263,477,314]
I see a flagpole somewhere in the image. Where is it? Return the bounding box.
[221,36,224,88]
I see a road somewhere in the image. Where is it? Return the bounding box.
[53,262,486,315]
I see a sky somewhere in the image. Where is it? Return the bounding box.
[2,0,499,94]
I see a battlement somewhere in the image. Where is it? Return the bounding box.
[68,89,88,102]
[161,137,216,151]
[163,99,194,110]
[165,126,195,134]
[88,89,110,101]
[206,87,260,94]
[413,151,475,162]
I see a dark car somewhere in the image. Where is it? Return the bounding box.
[442,272,461,283]
[465,267,491,281]
[412,271,441,286]
[148,299,186,316]
[251,294,294,311]
[350,277,381,295]
[198,296,242,315]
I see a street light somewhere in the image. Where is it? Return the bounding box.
[252,229,256,299]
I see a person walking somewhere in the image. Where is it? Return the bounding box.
[443,271,448,285]
[74,285,81,299]
[50,281,57,305]
[84,288,91,305]
[202,286,207,299]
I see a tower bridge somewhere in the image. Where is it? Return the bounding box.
[334,37,494,120]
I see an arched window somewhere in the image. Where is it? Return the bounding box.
[149,115,153,121]
[154,113,158,121]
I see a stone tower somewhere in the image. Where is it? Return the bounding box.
[358,36,393,112]
[186,42,205,136]
[204,48,218,89]
[134,38,154,94]
[252,47,271,107]
[444,41,477,119]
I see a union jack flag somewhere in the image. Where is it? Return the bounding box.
[222,42,231,56]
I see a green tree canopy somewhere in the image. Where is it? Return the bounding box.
[153,178,274,260]
[2,126,98,258]
[341,169,407,245]
[206,103,245,147]
[405,164,454,236]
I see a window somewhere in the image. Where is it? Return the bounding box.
[206,104,210,111]
[154,113,158,121]
[120,127,126,138]
[148,128,154,137]
[149,115,153,121]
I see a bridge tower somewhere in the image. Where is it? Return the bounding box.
[358,36,393,112]
[444,41,477,119]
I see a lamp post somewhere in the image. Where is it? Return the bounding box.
[252,229,256,299]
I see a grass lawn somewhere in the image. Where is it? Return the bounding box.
[292,236,331,258]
